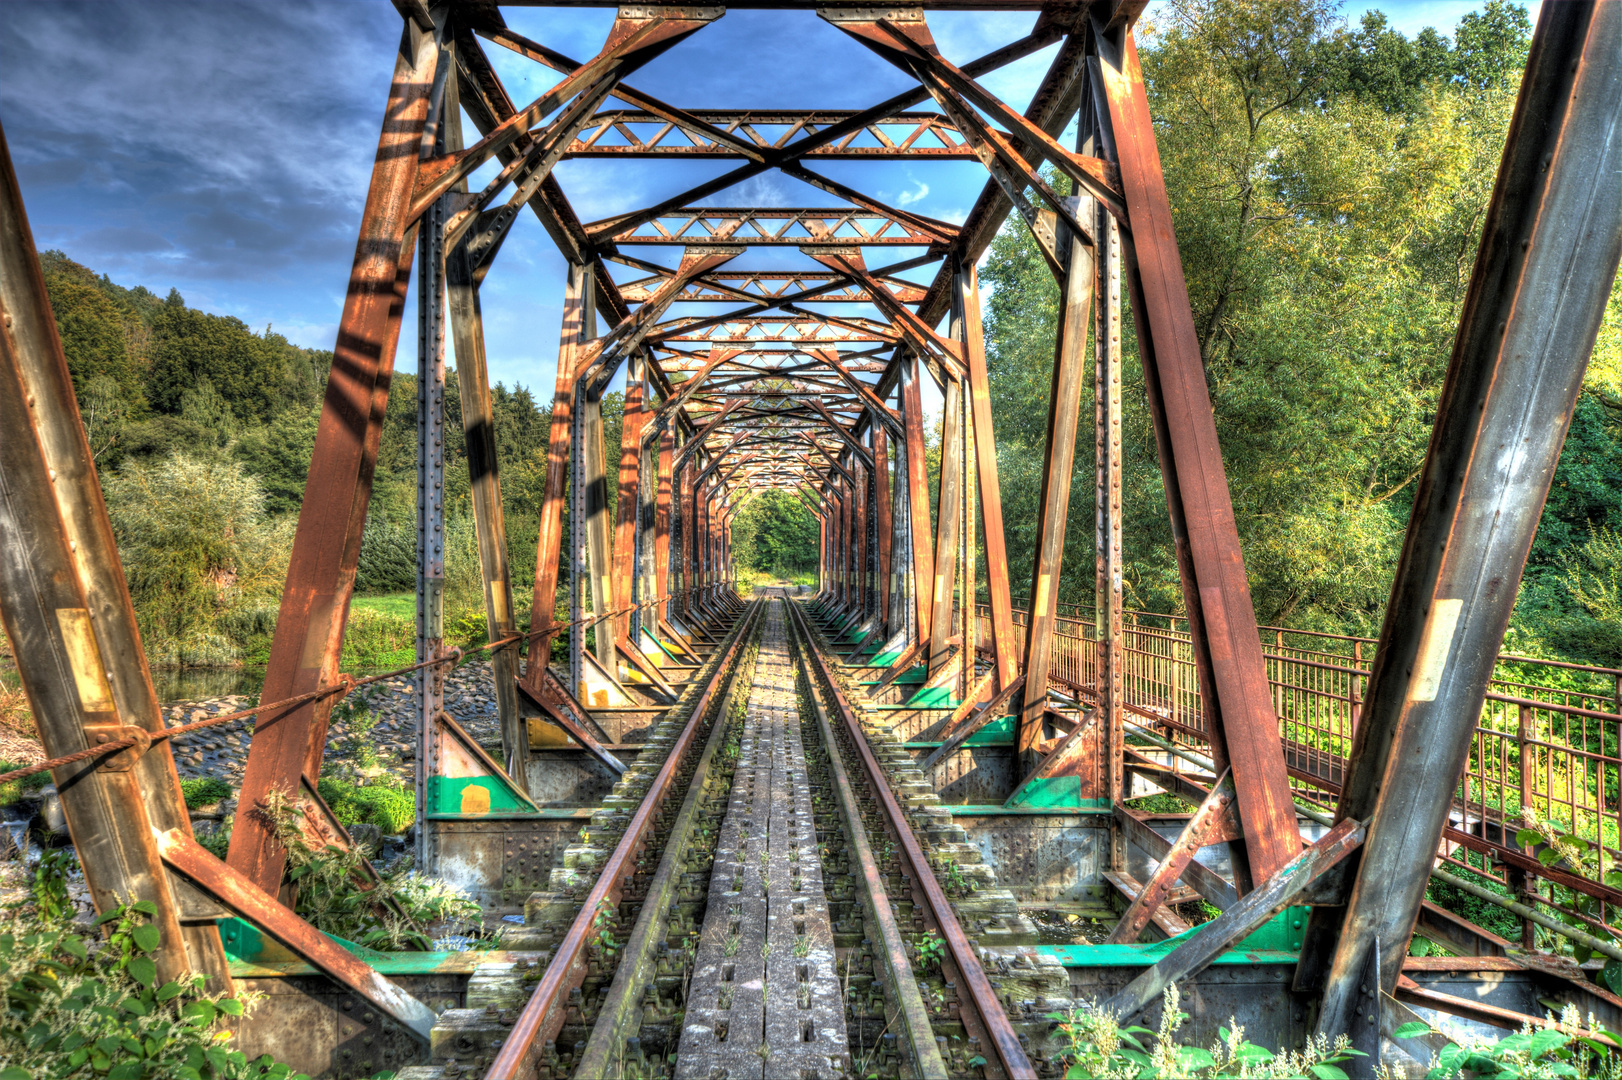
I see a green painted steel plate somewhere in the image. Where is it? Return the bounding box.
[1036,906,1310,967]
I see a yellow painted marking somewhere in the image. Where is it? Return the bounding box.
[490,580,509,625]
[527,717,571,748]
[459,785,492,814]
[54,608,115,713]
[1035,574,1051,617]
[1410,598,1463,702]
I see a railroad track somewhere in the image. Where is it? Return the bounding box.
[413,592,1047,1080]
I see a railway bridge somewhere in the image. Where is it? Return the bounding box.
[0,1,1619,1077]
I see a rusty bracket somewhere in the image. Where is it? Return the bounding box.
[84,724,152,771]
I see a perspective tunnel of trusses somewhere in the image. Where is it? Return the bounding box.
[0,1,1618,1078]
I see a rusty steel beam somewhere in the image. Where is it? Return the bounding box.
[231,19,440,896]
[1095,197,1126,819]
[1106,771,1237,944]
[1092,19,1297,886]
[1017,203,1093,772]
[0,119,232,990]
[612,350,648,643]
[600,206,953,247]
[524,261,592,692]
[410,8,722,215]
[1099,818,1366,1024]
[929,372,964,672]
[443,74,530,790]
[899,354,935,642]
[1303,0,1622,1037]
[158,829,436,1041]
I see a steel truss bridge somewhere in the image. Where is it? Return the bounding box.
[0,1,1618,1077]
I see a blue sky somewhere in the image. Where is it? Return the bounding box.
[0,1,1527,400]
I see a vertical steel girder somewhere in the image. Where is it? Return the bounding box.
[873,427,893,632]
[929,375,964,670]
[0,119,232,991]
[415,62,450,872]
[1016,201,1094,774]
[1092,18,1298,885]
[1303,0,1621,1033]
[231,19,440,895]
[1094,202,1126,821]
[899,354,935,643]
[526,261,592,690]
[443,74,530,790]
[959,264,1018,692]
[582,381,615,668]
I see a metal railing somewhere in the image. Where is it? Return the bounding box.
[974,600,1622,938]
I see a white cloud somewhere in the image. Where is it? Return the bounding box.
[896,181,930,207]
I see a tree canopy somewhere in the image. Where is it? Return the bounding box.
[980,0,1622,662]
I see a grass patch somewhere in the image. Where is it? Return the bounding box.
[0,760,51,807]
[1125,791,1197,814]
[339,604,414,669]
[351,593,415,620]
[179,776,233,809]
[317,776,416,835]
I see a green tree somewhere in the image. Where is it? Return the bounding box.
[103,453,291,665]
[979,0,1582,634]
[42,269,145,406]
[146,305,285,421]
[732,490,819,573]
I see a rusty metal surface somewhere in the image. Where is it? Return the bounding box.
[233,974,464,1079]
[1093,16,1299,884]
[788,598,1036,1080]
[1303,1,1622,1038]
[159,828,438,1041]
[485,599,760,1079]
[1106,772,1235,944]
[232,18,442,896]
[0,118,231,989]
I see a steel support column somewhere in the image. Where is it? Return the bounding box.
[444,77,528,789]
[1095,201,1126,827]
[874,426,893,633]
[0,120,231,990]
[900,353,935,645]
[614,351,647,635]
[582,382,615,668]
[1017,201,1094,776]
[415,105,449,873]
[1093,20,1296,883]
[960,263,1018,691]
[526,261,592,691]
[231,19,440,894]
[1304,0,1622,1034]
[929,375,964,671]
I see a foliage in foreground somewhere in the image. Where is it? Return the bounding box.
[1049,985,1364,1078]
[1049,985,1622,1079]
[259,788,484,951]
[0,849,306,1080]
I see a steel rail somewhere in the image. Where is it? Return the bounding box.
[570,615,757,1077]
[485,597,763,1080]
[785,598,950,1080]
[784,597,1037,1080]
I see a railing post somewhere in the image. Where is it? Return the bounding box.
[1516,701,1537,948]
